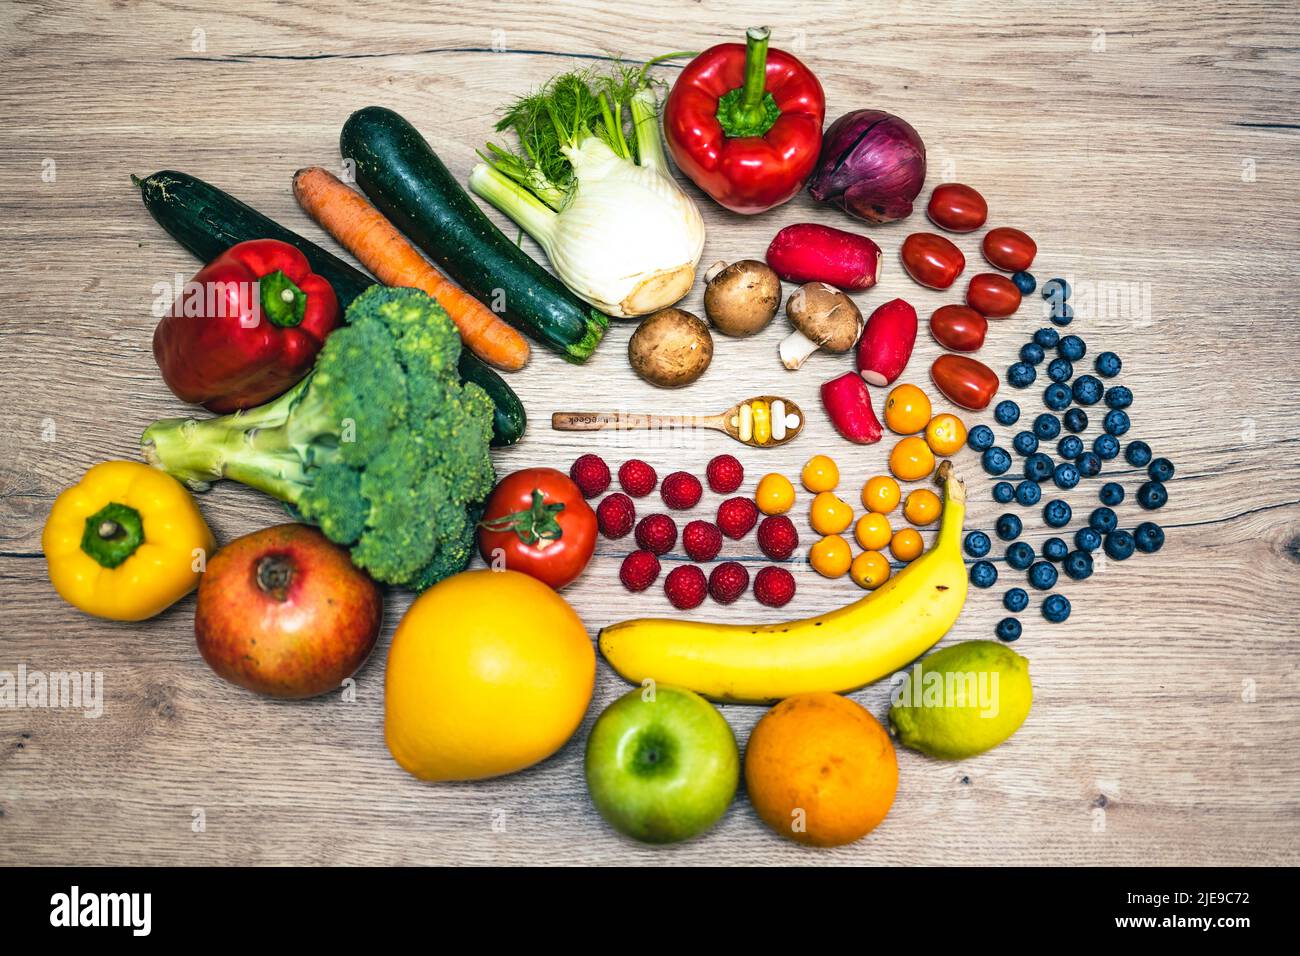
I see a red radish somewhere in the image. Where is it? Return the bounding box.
[856,298,917,387]
[766,223,882,292]
[821,372,883,444]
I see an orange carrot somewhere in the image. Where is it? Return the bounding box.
[292,166,529,371]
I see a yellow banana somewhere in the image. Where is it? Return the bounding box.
[599,462,968,704]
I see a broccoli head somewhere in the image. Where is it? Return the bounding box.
[142,285,496,589]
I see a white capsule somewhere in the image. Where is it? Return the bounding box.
[738,403,753,442]
[771,400,787,441]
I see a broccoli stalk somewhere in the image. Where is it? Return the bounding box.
[141,286,496,590]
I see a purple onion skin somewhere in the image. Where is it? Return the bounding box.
[807,110,927,224]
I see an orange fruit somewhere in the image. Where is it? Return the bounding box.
[861,475,900,514]
[903,488,942,526]
[884,383,932,435]
[809,535,852,578]
[850,550,891,590]
[755,473,796,515]
[889,436,936,482]
[854,512,892,551]
[801,454,839,493]
[809,491,853,535]
[891,527,924,562]
[745,692,898,847]
[925,413,967,456]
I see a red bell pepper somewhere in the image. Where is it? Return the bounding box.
[664,27,825,215]
[154,239,340,413]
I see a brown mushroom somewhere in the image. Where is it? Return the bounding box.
[779,282,864,370]
[628,308,713,388]
[703,259,782,337]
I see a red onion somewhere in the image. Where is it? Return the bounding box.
[807,110,927,224]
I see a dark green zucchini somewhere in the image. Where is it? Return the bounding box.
[132,170,526,446]
[340,106,609,364]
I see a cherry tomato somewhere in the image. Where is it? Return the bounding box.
[982,227,1037,272]
[477,467,596,589]
[926,183,988,233]
[966,273,1022,317]
[929,304,988,352]
[900,232,965,290]
[931,354,1000,410]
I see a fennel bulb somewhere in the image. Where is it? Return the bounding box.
[470,72,705,318]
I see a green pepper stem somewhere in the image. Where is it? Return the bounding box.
[259,270,307,328]
[738,27,772,119]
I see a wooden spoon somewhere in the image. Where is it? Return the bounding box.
[551,396,804,448]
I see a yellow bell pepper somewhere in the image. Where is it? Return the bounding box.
[42,460,215,621]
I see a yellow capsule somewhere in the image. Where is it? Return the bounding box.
[751,401,771,445]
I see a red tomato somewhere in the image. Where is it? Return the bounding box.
[926,183,988,233]
[929,305,988,352]
[900,233,965,290]
[931,354,1000,410]
[982,227,1037,272]
[477,467,596,590]
[966,273,1022,317]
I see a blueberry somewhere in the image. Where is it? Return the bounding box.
[1041,277,1071,302]
[996,618,1023,642]
[1105,385,1133,409]
[982,446,1012,475]
[964,530,992,558]
[1058,435,1084,459]
[1089,507,1118,533]
[1104,529,1136,561]
[1099,482,1125,506]
[1049,302,1074,327]
[1134,521,1165,554]
[1028,561,1058,590]
[1093,433,1120,460]
[1019,342,1045,366]
[1058,334,1086,361]
[968,424,995,451]
[1104,409,1131,436]
[1149,458,1175,482]
[1024,453,1054,482]
[1064,550,1094,580]
[995,400,1022,425]
[1076,451,1103,477]
[1015,479,1042,506]
[1013,430,1039,456]
[1125,440,1152,467]
[1012,271,1037,295]
[1033,413,1061,440]
[970,561,999,588]
[1004,587,1030,612]
[1063,408,1089,433]
[993,481,1016,504]
[1072,374,1103,406]
[1007,362,1037,388]
[1043,499,1073,528]
[1137,480,1168,510]
[1042,594,1072,623]
[1006,542,1035,570]
[1053,462,1080,490]
[996,513,1024,541]
[1094,351,1122,377]
[1034,327,1060,349]
[1043,382,1072,411]
[1074,526,1102,552]
[1042,537,1069,562]
[1047,357,1073,382]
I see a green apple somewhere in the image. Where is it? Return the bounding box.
[585,684,739,844]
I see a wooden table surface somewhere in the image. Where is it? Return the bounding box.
[2,0,1298,866]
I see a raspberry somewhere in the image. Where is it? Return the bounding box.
[596,493,636,539]
[716,496,759,540]
[569,454,610,498]
[661,471,703,510]
[708,561,750,604]
[618,459,658,497]
[754,566,797,608]
[706,454,744,494]
[619,550,661,592]
[664,564,708,610]
[682,520,723,562]
[634,513,677,555]
[756,515,799,560]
